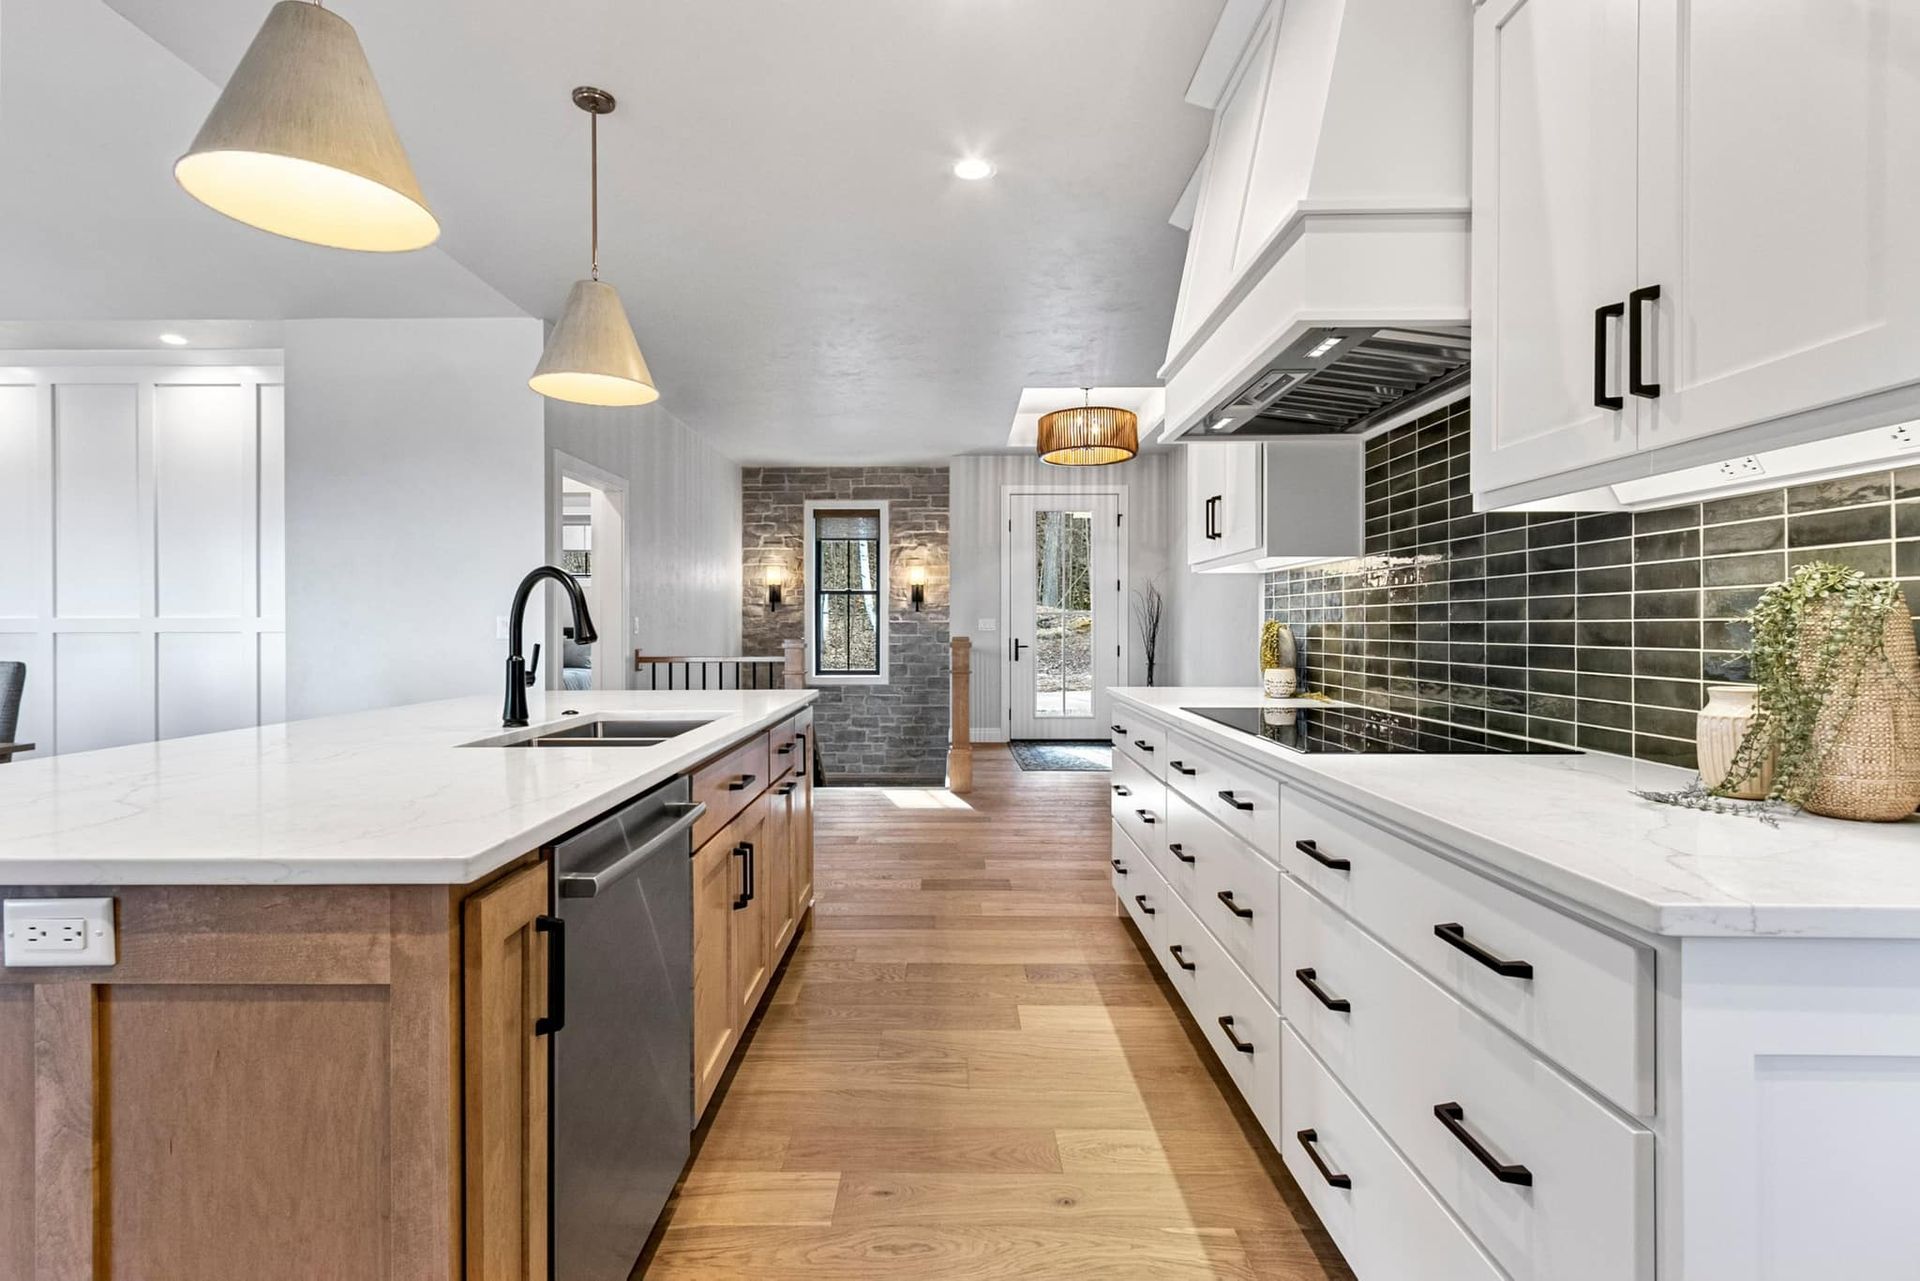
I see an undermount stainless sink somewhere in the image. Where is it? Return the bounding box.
[469,715,720,748]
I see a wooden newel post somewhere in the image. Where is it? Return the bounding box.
[782,639,806,689]
[947,636,973,794]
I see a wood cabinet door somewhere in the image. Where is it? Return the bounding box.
[730,804,772,1024]
[1634,0,1920,454]
[1470,0,1641,497]
[766,783,798,957]
[692,829,738,1118]
[462,861,553,1281]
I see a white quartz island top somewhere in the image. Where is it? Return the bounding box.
[1114,686,1920,939]
[0,689,816,886]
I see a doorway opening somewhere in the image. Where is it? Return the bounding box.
[1004,489,1124,741]
[551,453,629,691]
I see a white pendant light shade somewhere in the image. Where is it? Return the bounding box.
[175,1,439,252]
[530,279,659,406]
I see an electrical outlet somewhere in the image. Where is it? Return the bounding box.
[496,615,510,641]
[977,618,998,633]
[4,898,116,967]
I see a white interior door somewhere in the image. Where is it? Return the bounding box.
[1008,492,1121,741]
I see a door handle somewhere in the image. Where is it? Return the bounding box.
[1011,638,1029,662]
[1295,967,1351,1013]
[1593,301,1625,410]
[1433,1102,1533,1186]
[1434,922,1533,979]
[1297,1129,1352,1190]
[732,842,753,909]
[535,915,565,1036]
[557,801,707,898]
[1210,495,1224,540]
[1629,284,1662,398]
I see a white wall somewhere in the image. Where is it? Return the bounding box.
[546,400,743,661]
[949,452,1177,738]
[1162,447,1263,687]
[284,319,546,720]
[0,356,286,756]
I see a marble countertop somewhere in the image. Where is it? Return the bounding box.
[0,690,816,886]
[1112,686,1920,939]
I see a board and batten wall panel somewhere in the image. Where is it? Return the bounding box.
[949,452,1178,739]
[0,360,286,758]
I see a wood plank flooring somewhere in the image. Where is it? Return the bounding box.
[642,747,1354,1280]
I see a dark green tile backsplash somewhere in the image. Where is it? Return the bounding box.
[1261,400,1920,770]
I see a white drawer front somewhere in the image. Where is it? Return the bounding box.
[1280,874,1362,1084]
[1282,788,1654,1117]
[1282,1025,1509,1281]
[1152,783,1205,906]
[1110,710,1166,780]
[1351,923,1653,1281]
[1166,727,1281,860]
[1109,749,1167,860]
[1188,815,1282,1005]
[1185,915,1281,1145]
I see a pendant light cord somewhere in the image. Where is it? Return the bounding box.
[589,109,600,281]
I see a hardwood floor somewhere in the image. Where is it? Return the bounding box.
[643,746,1354,1280]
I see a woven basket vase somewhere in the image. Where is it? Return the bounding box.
[1800,592,1920,821]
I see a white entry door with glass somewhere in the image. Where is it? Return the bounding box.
[1007,492,1121,740]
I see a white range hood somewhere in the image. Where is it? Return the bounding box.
[1159,0,1472,444]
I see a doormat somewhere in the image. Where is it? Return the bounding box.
[1009,741,1112,772]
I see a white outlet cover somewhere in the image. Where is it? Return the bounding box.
[3,898,116,967]
[977,618,998,632]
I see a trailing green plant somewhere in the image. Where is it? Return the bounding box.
[1710,562,1911,806]
[1259,620,1296,673]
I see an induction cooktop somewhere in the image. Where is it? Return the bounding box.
[1180,705,1582,756]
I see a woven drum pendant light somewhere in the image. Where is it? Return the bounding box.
[529,87,659,408]
[1037,389,1139,466]
[175,1,439,252]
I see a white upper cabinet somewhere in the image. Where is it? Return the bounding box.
[1470,0,1642,496]
[1473,0,1920,508]
[1185,439,1364,574]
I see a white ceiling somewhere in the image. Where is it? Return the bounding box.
[93,0,1219,463]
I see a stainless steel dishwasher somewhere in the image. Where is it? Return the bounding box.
[546,777,705,1281]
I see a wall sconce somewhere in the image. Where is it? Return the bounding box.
[909,564,927,611]
[765,564,784,612]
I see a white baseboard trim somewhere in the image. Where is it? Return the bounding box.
[969,727,1009,744]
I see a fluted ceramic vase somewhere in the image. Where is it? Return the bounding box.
[1697,683,1771,800]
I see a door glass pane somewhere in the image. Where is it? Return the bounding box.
[1033,509,1093,718]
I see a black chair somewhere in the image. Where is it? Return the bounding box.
[0,661,25,762]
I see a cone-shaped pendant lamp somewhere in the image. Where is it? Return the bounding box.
[175,1,439,252]
[529,87,659,408]
[1038,389,1138,465]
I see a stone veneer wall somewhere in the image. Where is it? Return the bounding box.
[1263,400,1920,771]
[743,467,950,783]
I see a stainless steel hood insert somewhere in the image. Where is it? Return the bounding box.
[1199,326,1470,438]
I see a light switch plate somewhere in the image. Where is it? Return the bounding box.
[3,898,116,967]
[977,618,998,632]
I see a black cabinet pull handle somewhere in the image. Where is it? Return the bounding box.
[1295,967,1351,1013]
[1297,1128,1352,1190]
[1111,723,1127,735]
[776,742,794,755]
[1628,284,1661,398]
[1434,922,1533,979]
[1111,859,1128,875]
[728,773,757,791]
[1217,1015,1254,1054]
[1169,760,1196,776]
[1133,738,1155,753]
[1295,838,1349,872]
[1169,842,1195,864]
[1111,784,1131,797]
[1167,944,1196,972]
[1434,1102,1532,1186]
[1133,894,1156,916]
[1216,890,1253,919]
[775,782,797,796]
[1593,300,1625,410]
[535,915,565,1036]
[1218,789,1254,812]
[732,842,753,909]
[1135,808,1157,826]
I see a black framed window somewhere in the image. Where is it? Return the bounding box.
[813,510,882,675]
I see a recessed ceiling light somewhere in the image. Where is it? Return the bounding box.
[952,157,995,181]
[159,333,188,346]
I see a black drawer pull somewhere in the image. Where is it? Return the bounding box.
[534,915,566,1036]
[1296,838,1349,872]
[1110,859,1128,875]
[1169,760,1196,776]
[1218,789,1254,812]
[727,773,757,791]
[1133,894,1156,916]
[1296,1128,1352,1190]
[1434,1102,1532,1186]
[1216,890,1253,919]
[731,843,753,910]
[1134,808,1157,826]
[1133,738,1155,753]
[776,741,795,755]
[1217,1015,1255,1054]
[1295,967,1351,1013]
[1629,284,1662,398]
[1167,944,1196,972]
[1111,723,1127,735]
[1434,922,1534,979]
[1111,784,1131,797]
[1168,842,1195,864]
[1593,300,1625,411]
